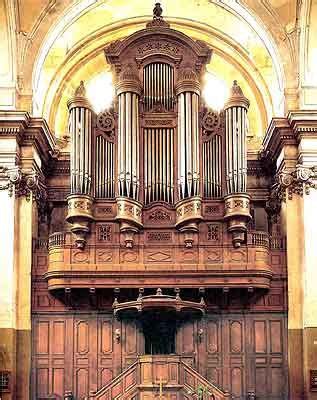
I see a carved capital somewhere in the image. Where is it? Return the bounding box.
[268,164,317,207]
[0,166,47,203]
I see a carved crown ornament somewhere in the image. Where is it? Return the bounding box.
[266,164,317,214]
[0,166,47,203]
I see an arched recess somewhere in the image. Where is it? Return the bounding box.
[27,0,289,148]
[0,0,17,109]
[299,0,317,109]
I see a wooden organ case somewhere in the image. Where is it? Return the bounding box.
[32,5,288,400]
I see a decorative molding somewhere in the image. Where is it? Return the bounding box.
[201,109,224,140]
[97,224,112,242]
[148,209,171,223]
[0,166,47,202]
[96,111,115,133]
[146,232,172,242]
[267,165,317,209]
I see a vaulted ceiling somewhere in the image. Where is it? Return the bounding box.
[1,0,315,148]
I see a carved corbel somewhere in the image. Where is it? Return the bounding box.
[66,194,94,249]
[224,193,251,248]
[116,197,143,248]
[175,197,202,247]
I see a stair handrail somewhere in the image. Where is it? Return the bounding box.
[181,361,231,400]
[88,359,139,399]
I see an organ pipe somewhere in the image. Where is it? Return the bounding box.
[68,81,93,195]
[176,68,201,200]
[66,81,94,249]
[203,135,222,198]
[144,128,174,204]
[143,63,174,111]
[175,67,203,245]
[115,64,143,248]
[95,135,114,198]
[223,80,251,248]
[224,80,249,194]
[116,66,142,201]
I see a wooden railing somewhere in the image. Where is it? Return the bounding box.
[88,360,139,400]
[181,361,231,400]
[88,355,230,400]
[248,231,270,248]
[48,231,66,249]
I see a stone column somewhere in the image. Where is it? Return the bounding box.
[295,116,317,399]
[0,112,54,400]
[0,166,41,400]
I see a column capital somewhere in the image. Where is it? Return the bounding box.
[0,165,47,203]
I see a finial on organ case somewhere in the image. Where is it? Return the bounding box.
[147,2,170,28]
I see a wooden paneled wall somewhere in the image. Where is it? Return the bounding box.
[32,313,287,399]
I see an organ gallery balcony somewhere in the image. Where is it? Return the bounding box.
[42,223,285,291]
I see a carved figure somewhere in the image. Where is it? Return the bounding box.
[153,2,163,19]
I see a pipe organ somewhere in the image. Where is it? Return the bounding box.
[143,62,174,111]
[65,81,94,248]
[144,127,174,204]
[65,9,251,248]
[34,7,287,400]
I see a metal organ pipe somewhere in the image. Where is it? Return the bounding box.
[143,128,174,204]
[176,68,200,200]
[143,62,174,111]
[95,135,114,198]
[66,80,94,249]
[116,73,141,200]
[224,80,250,194]
[203,134,222,198]
[67,81,93,195]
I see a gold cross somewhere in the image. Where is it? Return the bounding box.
[155,376,168,400]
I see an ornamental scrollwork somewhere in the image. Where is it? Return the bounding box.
[266,164,317,215]
[97,110,115,133]
[0,166,47,203]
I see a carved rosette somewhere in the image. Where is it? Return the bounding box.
[224,193,251,248]
[116,197,143,248]
[175,196,202,247]
[66,194,94,249]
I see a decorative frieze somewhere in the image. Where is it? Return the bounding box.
[148,209,172,223]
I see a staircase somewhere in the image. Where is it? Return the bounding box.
[181,362,231,400]
[89,355,231,400]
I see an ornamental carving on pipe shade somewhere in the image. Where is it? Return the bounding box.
[202,109,225,141]
[96,111,115,133]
